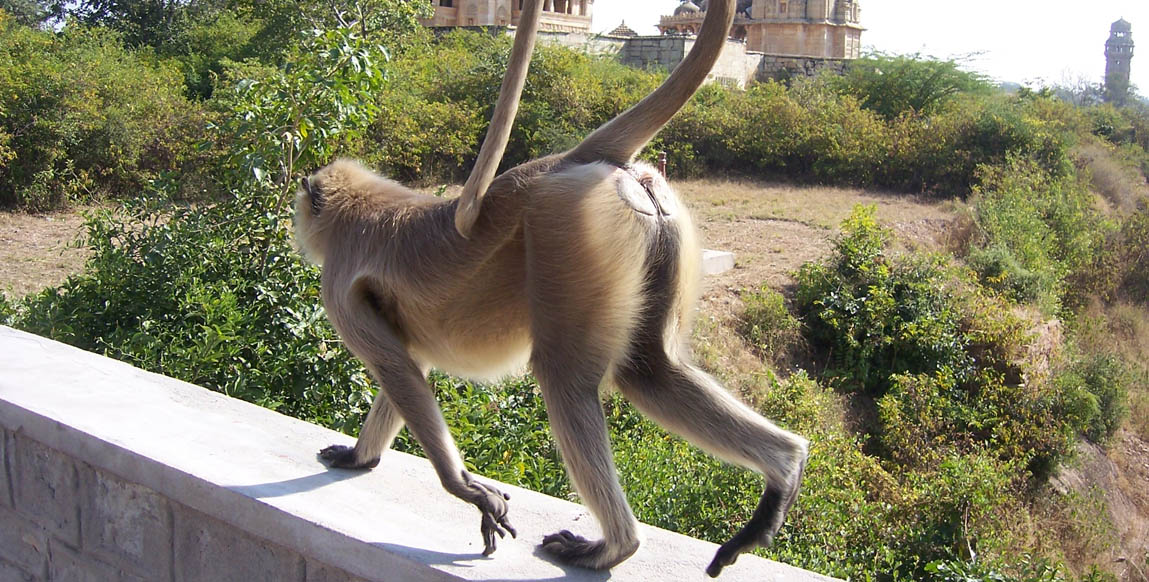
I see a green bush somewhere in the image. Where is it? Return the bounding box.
[8,23,389,428]
[0,18,202,209]
[970,156,1105,314]
[13,197,374,431]
[795,205,974,394]
[792,205,1090,479]
[967,244,1048,305]
[829,52,993,120]
[392,375,569,496]
[1055,353,1129,443]
[1088,200,1149,302]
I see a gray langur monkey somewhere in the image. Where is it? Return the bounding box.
[294,0,808,575]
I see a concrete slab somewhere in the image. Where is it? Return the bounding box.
[0,326,836,582]
[702,249,736,275]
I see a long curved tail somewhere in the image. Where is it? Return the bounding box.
[565,0,735,167]
[455,0,544,237]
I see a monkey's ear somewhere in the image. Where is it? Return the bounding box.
[302,176,324,215]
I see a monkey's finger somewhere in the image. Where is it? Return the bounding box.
[499,516,518,539]
[481,518,497,555]
[481,513,510,555]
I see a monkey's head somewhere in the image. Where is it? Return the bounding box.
[294,159,373,265]
[294,159,417,265]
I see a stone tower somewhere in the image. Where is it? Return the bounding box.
[1105,18,1134,105]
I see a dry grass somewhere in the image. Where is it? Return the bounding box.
[1075,142,1149,214]
[677,177,957,233]
[1105,302,1149,442]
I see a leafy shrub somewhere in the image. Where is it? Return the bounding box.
[970,156,1105,314]
[792,205,1091,479]
[393,375,569,496]
[209,26,387,192]
[0,291,13,325]
[795,205,974,394]
[1111,201,1149,301]
[739,285,802,364]
[0,18,202,209]
[967,244,1048,305]
[927,556,1066,582]
[1055,353,1129,443]
[13,197,374,431]
[8,24,389,429]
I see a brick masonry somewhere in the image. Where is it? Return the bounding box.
[0,432,363,582]
[13,436,81,549]
[1,430,11,508]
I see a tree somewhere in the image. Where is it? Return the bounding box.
[0,0,50,26]
[830,52,992,119]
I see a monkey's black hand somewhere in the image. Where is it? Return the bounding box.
[463,472,517,555]
[318,444,380,470]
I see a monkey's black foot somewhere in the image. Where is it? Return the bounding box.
[540,530,637,570]
[318,445,380,470]
[461,472,516,556]
[707,451,808,577]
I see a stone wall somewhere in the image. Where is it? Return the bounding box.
[757,54,849,80]
[616,35,846,87]
[0,326,837,582]
[617,36,762,88]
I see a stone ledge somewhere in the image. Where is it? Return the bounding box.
[0,326,836,581]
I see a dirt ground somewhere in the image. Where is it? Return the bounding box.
[0,209,90,299]
[2,179,1146,577]
[677,178,959,324]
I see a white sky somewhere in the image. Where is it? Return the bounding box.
[591,1,1147,92]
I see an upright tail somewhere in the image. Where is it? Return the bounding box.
[565,0,735,167]
[454,0,544,238]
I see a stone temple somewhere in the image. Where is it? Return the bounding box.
[422,0,594,33]
[420,0,864,86]
[658,0,861,59]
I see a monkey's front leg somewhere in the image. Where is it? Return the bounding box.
[319,388,404,469]
[325,306,516,555]
[377,360,518,555]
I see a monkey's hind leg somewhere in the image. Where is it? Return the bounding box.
[319,389,405,469]
[532,352,641,570]
[616,356,808,577]
[523,182,649,569]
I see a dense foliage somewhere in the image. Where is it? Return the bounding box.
[0,13,201,208]
[3,5,1149,581]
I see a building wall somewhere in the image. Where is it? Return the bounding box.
[423,0,592,32]
[616,35,845,87]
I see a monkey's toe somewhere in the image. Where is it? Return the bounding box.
[708,462,808,577]
[540,531,636,570]
[318,445,380,469]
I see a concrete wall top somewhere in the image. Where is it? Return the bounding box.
[0,326,837,581]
